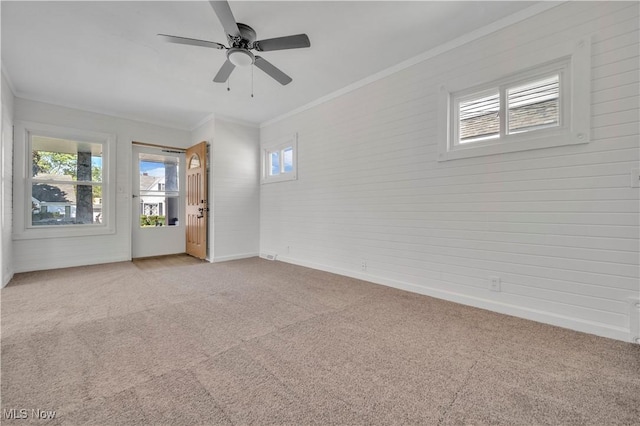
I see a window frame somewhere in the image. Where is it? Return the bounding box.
[451,63,567,150]
[13,121,116,240]
[438,37,590,161]
[261,133,298,184]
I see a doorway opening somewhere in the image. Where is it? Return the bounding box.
[131,142,208,260]
[132,144,185,258]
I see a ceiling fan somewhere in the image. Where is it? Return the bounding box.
[158,0,310,86]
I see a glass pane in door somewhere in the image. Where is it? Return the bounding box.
[138,152,180,227]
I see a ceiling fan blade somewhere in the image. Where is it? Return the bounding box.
[213,59,236,83]
[254,56,292,86]
[209,1,240,38]
[254,34,310,52]
[158,34,225,49]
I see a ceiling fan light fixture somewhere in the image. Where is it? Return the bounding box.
[227,48,254,67]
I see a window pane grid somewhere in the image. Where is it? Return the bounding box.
[456,73,561,144]
[262,136,297,184]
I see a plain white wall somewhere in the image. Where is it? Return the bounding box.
[260,1,640,342]
[1,72,15,287]
[11,98,191,273]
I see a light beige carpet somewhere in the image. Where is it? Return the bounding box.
[1,257,639,425]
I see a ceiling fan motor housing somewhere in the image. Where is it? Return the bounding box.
[229,23,257,49]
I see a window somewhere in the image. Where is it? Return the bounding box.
[31,136,103,226]
[14,121,115,239]
[453,72,561,148]
[438,38,590,161]
[262,134,297,183]
[138,152,180,227]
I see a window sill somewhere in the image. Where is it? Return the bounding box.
[438,129,589,162]
[261,173,297,184]
[13,224,116,240]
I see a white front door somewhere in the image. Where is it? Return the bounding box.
[131,144,185,258]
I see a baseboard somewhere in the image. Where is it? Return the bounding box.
[2,270,14,288]
[213,252,259,263]
[13,255,131,274]
[276,255,632,343]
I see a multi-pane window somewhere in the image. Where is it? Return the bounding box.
[269,146,294,176]
[30,136,103,226]
[14,121,114,239]
[262,135,297,183]
[437,39,592,163]
[454,72,561,147]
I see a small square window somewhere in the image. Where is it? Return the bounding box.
[262,134,297,184]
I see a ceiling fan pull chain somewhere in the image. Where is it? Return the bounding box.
[227,76,230,92]
[251,65,254,98]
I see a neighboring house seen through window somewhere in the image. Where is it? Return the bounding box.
[31,136,104,227]
[13,121,116,240]
[138,152,180,227]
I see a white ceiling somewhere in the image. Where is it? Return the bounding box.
[2,1,538,129]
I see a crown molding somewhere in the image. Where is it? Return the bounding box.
[13,92,193,132]
[261,1,564,128]
[190,112,217,132]
[215,114,260,128]
[1,68,17,97]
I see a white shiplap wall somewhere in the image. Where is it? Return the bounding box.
[190,117,260,262]
[1,72,15,287]
[211,119,260,262]
[260,2,640,342]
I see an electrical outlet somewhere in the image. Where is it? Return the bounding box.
[361,260,367,272]
[489,276,501,292]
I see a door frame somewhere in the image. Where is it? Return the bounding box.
[131,143,186,258]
